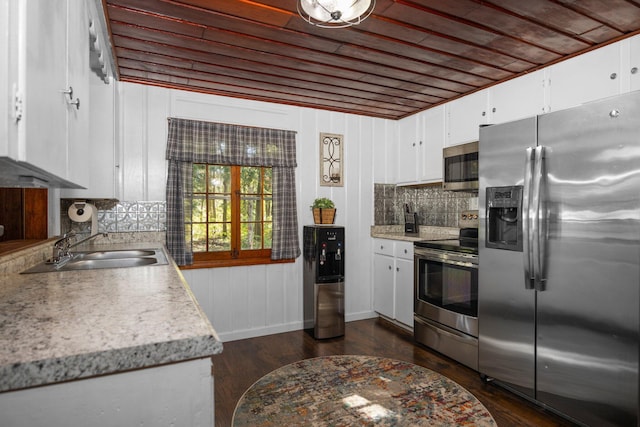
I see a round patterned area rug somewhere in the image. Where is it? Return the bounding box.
[233,355,497,426]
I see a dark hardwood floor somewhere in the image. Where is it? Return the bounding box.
[213,318,577,426]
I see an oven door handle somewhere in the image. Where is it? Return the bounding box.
[415,254,477,269]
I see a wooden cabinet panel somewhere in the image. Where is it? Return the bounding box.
[0,188,47,241]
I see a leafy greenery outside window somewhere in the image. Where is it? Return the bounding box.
[188,163,277,267]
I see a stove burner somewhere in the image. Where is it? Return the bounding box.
[414,227,478,255]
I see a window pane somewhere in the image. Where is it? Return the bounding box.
[241,222,262,250]
[263,168,272,194]
[193,164,206,193]
[263,222,272,248]
[263,198,272,221]
[240,167,261,194]
[192,223,207,252]
[209,195,231,222]
[191,196,207,222]
[208,223,231,251]
[240,197,261,222]
[208,165,231,193]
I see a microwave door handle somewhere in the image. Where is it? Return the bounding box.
[532,146,547,292]
[522,147,535,289]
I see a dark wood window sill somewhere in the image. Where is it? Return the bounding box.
[179,257,295,270]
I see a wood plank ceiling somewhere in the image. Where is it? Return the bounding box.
[103,0,640,120]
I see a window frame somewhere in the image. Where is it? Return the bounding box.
[181,163,292,270]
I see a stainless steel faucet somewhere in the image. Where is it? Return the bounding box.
[51,232,108,265]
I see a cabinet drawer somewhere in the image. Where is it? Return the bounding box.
[373,239,395,256]
[395,241,414,260]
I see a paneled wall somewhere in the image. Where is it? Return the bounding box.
[117,82,396,341]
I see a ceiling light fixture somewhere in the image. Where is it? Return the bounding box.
[297,0,375,28]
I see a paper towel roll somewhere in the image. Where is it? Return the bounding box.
[68,202,98,235]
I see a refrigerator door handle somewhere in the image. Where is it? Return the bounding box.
[522,147,535,289]
[531,146,546,291]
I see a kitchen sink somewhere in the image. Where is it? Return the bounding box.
[21,248,168,274]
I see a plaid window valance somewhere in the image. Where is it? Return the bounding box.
[165,118,300,265]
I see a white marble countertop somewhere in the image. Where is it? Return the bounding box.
[0,241,223,393]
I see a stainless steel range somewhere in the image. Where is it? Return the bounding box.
[413,211,479,370]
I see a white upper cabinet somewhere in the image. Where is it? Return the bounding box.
[446,89,489,146]
[548,43,621,112]
[65,0,90,187]
[630,35,640,92]
[21,0,68,178]
[396,105,445,185]
[421,105,445,182]
[0,1,18,159]
[2,0,90,187]
[489,70,546,124]
[396,113,420,184]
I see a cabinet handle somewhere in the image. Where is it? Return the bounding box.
[388,265,392,270]
[404,249,408,254]
[396,267,400,272]
[68,98,80,110]
[632,67,638,75]
[610,72,617,80]
[380,245,384,250]
[61,86,73,100]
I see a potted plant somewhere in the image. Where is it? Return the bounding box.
[311,198,336,224]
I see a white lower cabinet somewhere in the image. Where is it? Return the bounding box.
[373,239,414,329]
[0,358,214,427]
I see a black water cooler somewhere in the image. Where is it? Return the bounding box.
[303,225,345,339]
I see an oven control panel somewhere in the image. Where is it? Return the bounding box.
[459,210,479,228]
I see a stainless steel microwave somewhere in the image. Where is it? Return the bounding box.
[442,141,478,191]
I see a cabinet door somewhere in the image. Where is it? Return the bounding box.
[373,238,394,257]
[0,0,19,159]
[490,70,545,124]
[396,113,419,184]
[548,44,620,112]
[22,0,68,178]
[394,257,414,327]
[65,0,90,187]
[446,90,489,146]
[631,35,640,92]
[373,253,395,319]
[421,106,444,182]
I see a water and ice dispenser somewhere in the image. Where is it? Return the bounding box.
[303,225,345,339]
[486,186,523,251]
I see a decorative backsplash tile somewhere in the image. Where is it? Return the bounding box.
[61,200,167,236]
[374,183,476,228]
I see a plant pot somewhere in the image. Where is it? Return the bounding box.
[313,208,336,224]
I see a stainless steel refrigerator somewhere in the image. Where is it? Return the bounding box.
[478,91,640,427]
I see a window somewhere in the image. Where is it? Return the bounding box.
[165,118,300,267]
[189,164,275,266]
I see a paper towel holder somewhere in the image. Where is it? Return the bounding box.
[69,200,98,236]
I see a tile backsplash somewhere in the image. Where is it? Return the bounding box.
[61,200,167,236]
[374,183,477,227]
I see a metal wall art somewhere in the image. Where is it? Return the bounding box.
[320,133,343,186]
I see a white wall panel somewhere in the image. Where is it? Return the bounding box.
[119,83,146,201]
[145,86,170,201]
[119,82,378,342]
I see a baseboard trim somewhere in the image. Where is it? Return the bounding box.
[219,311,379,342]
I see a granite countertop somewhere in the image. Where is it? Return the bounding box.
[0,241,223,393]
[371,225,459,242]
